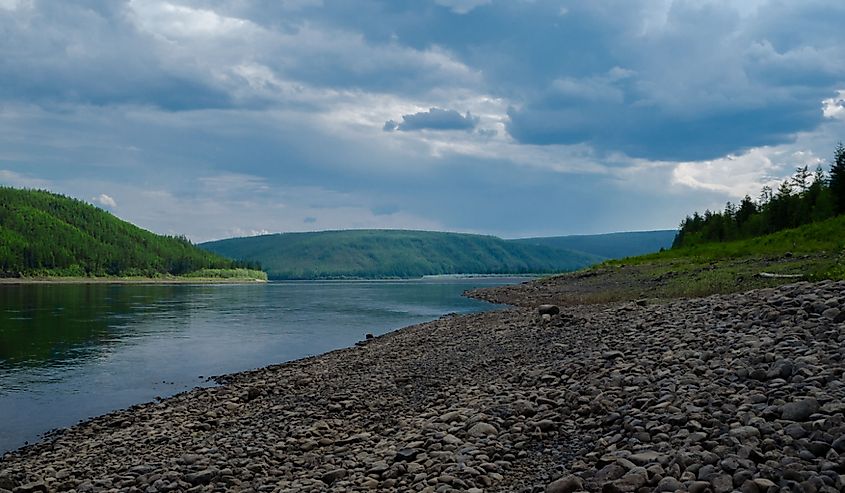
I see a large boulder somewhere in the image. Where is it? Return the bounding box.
[538,304,560,316]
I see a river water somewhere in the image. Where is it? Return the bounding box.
[0,278,524,453]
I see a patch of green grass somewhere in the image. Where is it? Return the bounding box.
[182,268,268,281]
[536,217,845,304]
[613,215,845,265]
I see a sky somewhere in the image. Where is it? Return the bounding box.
[1,0,844,242]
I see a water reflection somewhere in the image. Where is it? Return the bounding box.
[0,278,523,452]
[0,284,188,371]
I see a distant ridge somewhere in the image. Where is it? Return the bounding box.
[201,229,604,280]
[510,230,676,260]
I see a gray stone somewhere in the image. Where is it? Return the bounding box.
[545,474,582,493]
[831,434,845,453]
[183,469,217,486]
[0,476,14,491]
[710,474,733,493]
[627,450,665,466]
[603,350,624,360]
[367,462,389,475]
[688,480,712,493]
[321,469,347,484]
[538,304,560,316]
[468,422,498,437]
[595,463,626,482]
[729,426,760,439]
[394,448,422,462]
[11,482,46,493]
[821,307,841,320]
[784,423,807,439]
[656,476,683,492]
[781,398,820,421]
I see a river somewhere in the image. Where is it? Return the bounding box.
[0,277,525,453]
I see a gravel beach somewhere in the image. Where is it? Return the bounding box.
[2,279,845,492]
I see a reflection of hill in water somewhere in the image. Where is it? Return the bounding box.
[0,284,191,371]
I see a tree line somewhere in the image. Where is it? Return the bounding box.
[673,143,845,248]
[0,187,261,277]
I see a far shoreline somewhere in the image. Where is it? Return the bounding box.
[0,274,537,285]
[0,276,268,285]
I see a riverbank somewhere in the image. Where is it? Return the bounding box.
[0,276,267,285]
[2,276,844,492]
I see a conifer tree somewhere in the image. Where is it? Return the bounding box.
[831,142,845,214]
[792,165,810,193]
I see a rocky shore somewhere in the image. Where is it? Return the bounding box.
[2,280,845,492]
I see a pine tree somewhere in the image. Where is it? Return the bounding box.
[736,195,757,226]
[831,142,845,214]
[792,165,811,194]
[759,185,773,205]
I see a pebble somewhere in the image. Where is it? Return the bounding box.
[1,280,844,493]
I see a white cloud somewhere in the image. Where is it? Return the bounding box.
[229,227,270,238]
[670,145,824,199]
[0,0,30,12]
[823,90,845,120]
[93,193,117,208]
[128,1,253,39]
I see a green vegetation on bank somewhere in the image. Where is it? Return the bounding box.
[561,142,842,302]
[201,229,604,279]
[183,268,268,281]
[511,216,845,306]
[0,187,264,280]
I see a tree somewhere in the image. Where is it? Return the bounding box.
[735,195,757,226]
[759,185,773,205]
[792,165,811,194]
[831,142,845,214]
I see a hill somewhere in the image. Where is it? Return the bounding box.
[0,187,265,279]
[200,229,604,279]
[509,230,676,259]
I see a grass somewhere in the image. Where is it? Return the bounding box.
[182,268,268,281]
[525,216,845,305]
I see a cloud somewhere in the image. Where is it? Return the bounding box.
[498,1,845,161]
[385,107,479,132]
[229,227,270,237]
[0,0,30,11]
[823,90,845,120]
[433,0,491,14]
[1,0,845,240]
[93,193,117,208]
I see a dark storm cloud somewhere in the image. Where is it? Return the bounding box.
[384,108,479,132]
[4,1,842,161]
[1,0,844,240]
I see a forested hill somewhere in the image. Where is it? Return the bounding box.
[0,187,250,278]
[201,230,604,279]
[511,230,676,259]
